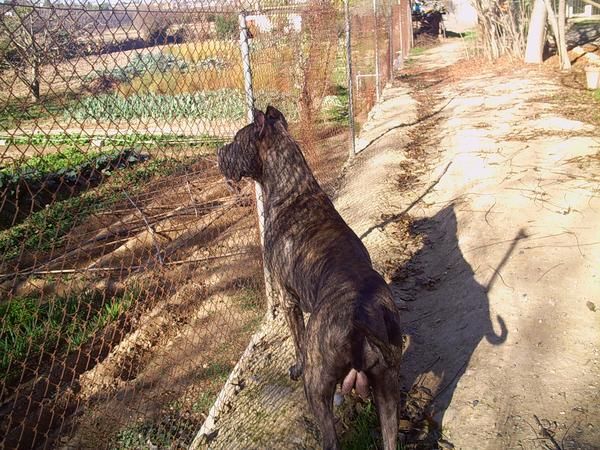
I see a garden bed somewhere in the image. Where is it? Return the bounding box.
[0,148,147,229]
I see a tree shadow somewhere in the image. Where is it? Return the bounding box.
[566,22,600,48]
[444,30,469,39]
[388,204,520,447]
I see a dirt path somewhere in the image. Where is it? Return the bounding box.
[381,42,600,449]
[192,39,599,449]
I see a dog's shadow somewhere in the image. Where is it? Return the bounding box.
[389,204,512,447]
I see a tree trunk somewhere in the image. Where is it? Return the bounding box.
[30,64,40,101]
[558,0,571,70]
[524,0,547,64]
[543,0,571,70]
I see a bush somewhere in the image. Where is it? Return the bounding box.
[0,34,13,70]
[215,14,237,39]
[134,10,175,44]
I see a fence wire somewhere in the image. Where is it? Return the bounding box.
[0,1,410,448]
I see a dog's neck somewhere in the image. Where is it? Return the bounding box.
[259,135,320,207]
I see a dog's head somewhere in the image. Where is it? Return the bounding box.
[217,105,289,184]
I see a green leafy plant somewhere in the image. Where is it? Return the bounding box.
[340,402,406,450]
[88,52,190,84]
[0,288,136,384]
[321,85,349,125]
[0,156,183,261]
[65,90,246,121]
[215,14,238,39]
[65,90,298,122]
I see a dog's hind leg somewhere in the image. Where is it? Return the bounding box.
[303,362,339,450]
[285,303,306,380]
[370,365,401,450]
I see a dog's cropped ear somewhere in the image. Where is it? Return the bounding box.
[253,108,266,138]
[265,105,288,130]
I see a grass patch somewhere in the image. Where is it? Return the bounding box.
[410,46,426,57]
[0,193,103,260]
[159,39,296,94]
[322,85,350,125]
[186,361,235,419]
[0,95,72,129]
[461,30,477,41]
[0,157,181,261]
[199,362,233,382]
[234,287,263,311]
[341,402,405,450]
[1,132,226,149]
[594,88,600,102]
[192,392,216,413]
[341,402,380,450]
[112,418,197,450]
[165,40,238,64]
[242,315,262,334]
[0,287,136,385]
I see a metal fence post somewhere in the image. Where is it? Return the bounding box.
[409,0,414,49]
[238,11,275,316]
[373,0,380,101]
[388,2,394,80]
[344,0,356,158]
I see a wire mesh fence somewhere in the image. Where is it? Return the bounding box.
[567,0,600,17]
[0,0,410,447]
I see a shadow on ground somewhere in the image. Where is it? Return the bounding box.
[386,205,515,447]
[567,22,600,48]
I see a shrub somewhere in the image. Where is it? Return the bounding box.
[215,14,237,39]
[134,10,175,44]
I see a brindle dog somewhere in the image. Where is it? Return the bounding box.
[218,106,403,450]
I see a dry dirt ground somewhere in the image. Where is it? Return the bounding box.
[194,39,599,449]
[385,42,600,450]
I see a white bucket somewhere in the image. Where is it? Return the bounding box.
[584,66,600,90]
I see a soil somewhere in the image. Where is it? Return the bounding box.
[0,120,350,449]
[0,153,268,449]
[3,34,599,449]
[192,38,600,449]
[375,41,600,449]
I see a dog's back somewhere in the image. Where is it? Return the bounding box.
[266,182,402,355]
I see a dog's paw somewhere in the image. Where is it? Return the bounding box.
[289,363,304,381]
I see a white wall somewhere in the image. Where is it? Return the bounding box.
[444,0,478,32]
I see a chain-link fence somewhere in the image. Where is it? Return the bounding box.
[567,0,600,17]
[0,1,410,447]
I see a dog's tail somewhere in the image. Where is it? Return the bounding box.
[341,294,402,398]
[355,299,403,368]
